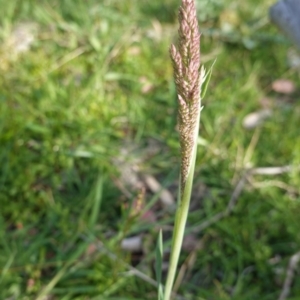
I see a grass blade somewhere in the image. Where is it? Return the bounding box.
[155,229,164,300]
[200,59,216,99]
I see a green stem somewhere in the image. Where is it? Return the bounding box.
[163,109,200,300]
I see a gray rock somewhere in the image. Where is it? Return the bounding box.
[270,0,300,50]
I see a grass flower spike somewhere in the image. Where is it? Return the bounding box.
[162,1,210,299]
[170,0,202,190]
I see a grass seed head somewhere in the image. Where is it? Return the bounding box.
[170,0,201,188]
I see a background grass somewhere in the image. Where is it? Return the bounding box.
[1,0,300,299]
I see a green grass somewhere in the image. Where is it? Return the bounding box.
[1,0,300,299]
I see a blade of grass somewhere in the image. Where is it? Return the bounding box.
[155,229,164,300]
[201,59,216,99]
[36,241,88,300]
[89,173,104,229]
